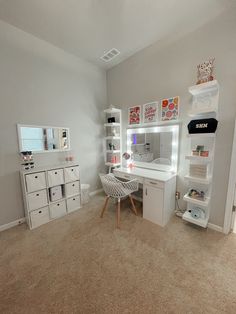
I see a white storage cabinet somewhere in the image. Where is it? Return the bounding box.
[21,163,82,230]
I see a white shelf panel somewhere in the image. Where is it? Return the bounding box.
[188,80,219,96]
[106,150,120,153]
[104,123,120,127]
[104,108,121,114]
[184,175,212,184]
[105,136,120,140]
[182,211,208,228]
[187,133,216,138]
[185,155,212,163]
[183,194,210,207]
[188,109,217,117]
[105,162,121,167]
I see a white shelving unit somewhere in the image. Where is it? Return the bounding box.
[104,107,122,172]
[183,80,219,228]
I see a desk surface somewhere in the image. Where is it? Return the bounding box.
[113,167,176,182]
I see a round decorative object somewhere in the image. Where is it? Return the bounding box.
[168,103,175,110]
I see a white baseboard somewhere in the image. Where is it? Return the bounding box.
[0,218,26,232]
[208,223,223,233]
[89,188,103,197]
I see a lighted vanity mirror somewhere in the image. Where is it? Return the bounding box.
[127,125,179,172]
[17,124,70,153]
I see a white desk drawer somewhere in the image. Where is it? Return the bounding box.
[114,172,143,184]
[50,200,67,219]
[48,169,64,187]
[66,181,80,197]
[65,166,80,183]
[27,189,48,211]
[144,179,164,189]
[30,206,50,229]
[67,195,81,213]
[26,172,46,193]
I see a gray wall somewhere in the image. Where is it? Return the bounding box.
[0,21,107,227]
[107,8,236,227]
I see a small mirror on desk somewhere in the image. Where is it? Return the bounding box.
[127,125,179,172]
[17,124,70,153]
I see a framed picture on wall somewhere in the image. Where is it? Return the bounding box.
[143,101,158,123]
[128,106,141,125]
[161,96,179,121]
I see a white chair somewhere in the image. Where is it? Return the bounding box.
[99,173,139,228]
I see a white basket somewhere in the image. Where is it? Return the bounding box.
[81,184,90,204]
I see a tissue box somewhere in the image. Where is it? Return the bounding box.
[50,185,63,202]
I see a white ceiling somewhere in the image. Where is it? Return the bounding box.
[0,0,233,69]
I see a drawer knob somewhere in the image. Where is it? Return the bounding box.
[55,172,57,175]
[39,210,42,213]
[73,198,75,201]
[35,176,38,179]
[72,184,75,187]
[71,169,74,172]
[57,203,60,206]
[36,194,39,196]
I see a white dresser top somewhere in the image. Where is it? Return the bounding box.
[21,161,79,175]
[113,167,176,182]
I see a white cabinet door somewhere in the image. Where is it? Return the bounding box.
[143,184,164,226]
[64,166,80,183]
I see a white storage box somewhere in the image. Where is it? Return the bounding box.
[67,195,81,213]
[49,185,63,202]
[64,166,80,183]
[25,172,46,193]
[30,206,50,229]
[47,168,64,187]
[27,189,48,211]
[81,184,90,204]
[50,200,67,219]
[66,181,80,197]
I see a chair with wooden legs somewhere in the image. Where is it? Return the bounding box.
[99,173,139,228]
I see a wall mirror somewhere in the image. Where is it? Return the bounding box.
[17,124,70,153]
[127,125,179,172]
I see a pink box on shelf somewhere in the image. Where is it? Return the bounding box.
[50,185,63,202]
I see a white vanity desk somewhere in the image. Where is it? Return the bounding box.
[113,167,176,227]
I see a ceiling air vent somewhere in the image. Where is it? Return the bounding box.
[100,48,120,62]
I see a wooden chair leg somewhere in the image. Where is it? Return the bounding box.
[117,198,121,228]
[100,196,110,218]
[129,194,138,216]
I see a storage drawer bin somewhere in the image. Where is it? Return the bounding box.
[67,195,81,213]
[65,166,80,183]
[50,200,67,219]
[27,189,48,211]
[25,172,46,193]
[49,185,63,202]
[48,168,64,187]
[30,206,50,229]
[66,181,80,197]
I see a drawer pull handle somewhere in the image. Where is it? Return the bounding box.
[73,198,75,201]
[72,184,75,187]
[39,210,42,214]
[149,181,157,185]
[71,169,74,172]
[35,176,38,179]
[36,194,39,196]
[57,204,60,206]
[55,172,57,175]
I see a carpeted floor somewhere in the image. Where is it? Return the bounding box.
[1,193,236,314]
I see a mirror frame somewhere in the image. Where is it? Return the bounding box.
[127,124,179,172]
[17,124,70,153]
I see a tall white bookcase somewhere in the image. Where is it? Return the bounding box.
[183,80,219,228]
[104,107,122,172]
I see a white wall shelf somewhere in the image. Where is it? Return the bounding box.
[104,107,122,171]
[183,80,219,228]
[183,211,208,228]
[183,194,210,207]
[185,155,212,163]
[184,175,212,185]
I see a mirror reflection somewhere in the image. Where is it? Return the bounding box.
[18,125,70,153]
[130,132,172,165]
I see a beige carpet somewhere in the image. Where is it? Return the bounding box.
[1,193,236,314]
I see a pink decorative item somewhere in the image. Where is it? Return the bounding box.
[197,58,215,85]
